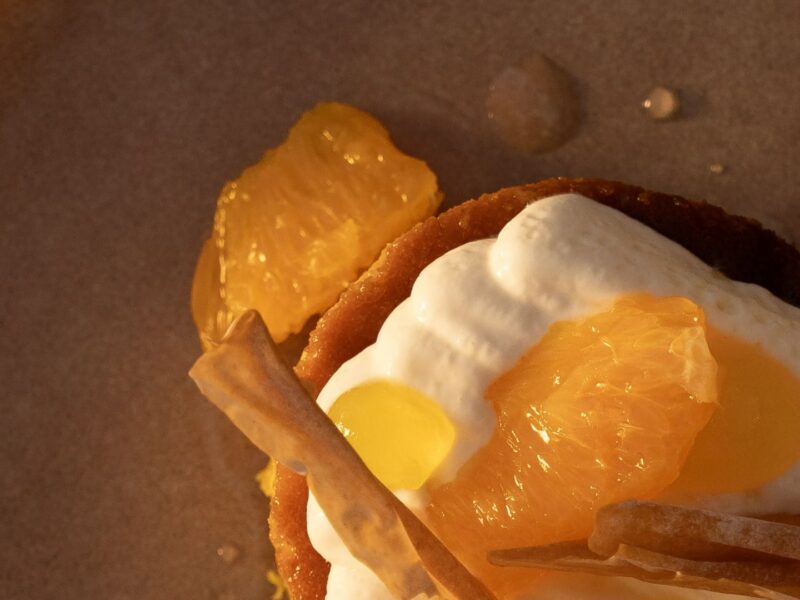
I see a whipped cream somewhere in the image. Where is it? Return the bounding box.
[308,194,800,599]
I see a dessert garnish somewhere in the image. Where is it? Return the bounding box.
[423,294,719,594]
[489,500,800,599]
[189,310,496,600]
[191,102,441,349]
[328,379,457,490]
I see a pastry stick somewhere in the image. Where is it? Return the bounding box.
[190,310,496,600]
[590,500,800,561]
[488,500,800,599]
[491,542,800,599]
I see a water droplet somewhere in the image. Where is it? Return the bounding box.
[642,86,680,120]
[486,53,580,153]
[708,163,726,174]
[216,543,240,565]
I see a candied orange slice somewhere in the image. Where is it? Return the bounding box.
[191,102,441,348]
[426,294,719,596]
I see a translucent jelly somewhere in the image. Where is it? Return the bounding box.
[328,379,456,490]
[665,326,800,498]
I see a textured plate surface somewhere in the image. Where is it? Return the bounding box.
[1,1,799,599]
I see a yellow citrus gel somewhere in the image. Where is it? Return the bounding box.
[328,379,456,490]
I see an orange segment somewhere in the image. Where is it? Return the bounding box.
[664,326,800,498]
[191,102,441,348]
[426,294,718,596]
[190,238,227,349]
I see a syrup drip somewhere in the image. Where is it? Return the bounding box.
[486,53,579,153]
[642,86,680,120]
[216,542,240,565]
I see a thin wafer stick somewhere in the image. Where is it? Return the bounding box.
[591,500,800,561]
[190,310,495,600]
[488,500,800,599]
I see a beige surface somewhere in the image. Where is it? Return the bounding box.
[2,1,799,599]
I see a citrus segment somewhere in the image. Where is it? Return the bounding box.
[329,380,456,491]
[426,294,718,596]
[190,238,228,348]
[664,326,800,498]
[191,102,441,348]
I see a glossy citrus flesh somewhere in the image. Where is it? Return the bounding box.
[191,102,441,347]
[329,380,456,490]
[426,294,719,596]
[664,326,800,498]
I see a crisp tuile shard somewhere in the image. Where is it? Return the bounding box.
[491,543,800,599]
[488,500,800,599]
[590,501,800,562]
[189,310,496,600]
